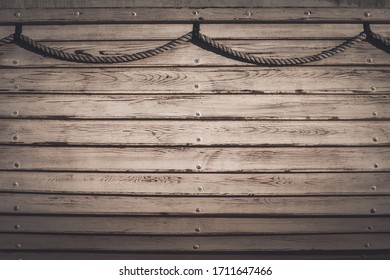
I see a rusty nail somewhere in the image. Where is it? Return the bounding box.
[13,205,20,211]
[370,208,376,214]
[194,84,199,89]
[15,243,22,249]
[14,224,21,230]
[195,208,201,213]
[304,10,311,16]
[13,182,19,187]
[364,11,371,17]
[364,242,371,248]
[14,12,21,17]
[198,186,204,191]
[195,227,201,232]
[193,244,200,249]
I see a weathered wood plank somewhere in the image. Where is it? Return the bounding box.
[2,24,388,40]
[1,8,390,23]
[1,215,389,234]
[1,94,388,120]
[1,40,389,67]
[1,120,389,146]
[0,171,388,196]
[1,146,388,172]
[1,251,389,260]
[2,0,390,9]
[0,67,389,94]
[1,233,389,251]
[1,193,389,215]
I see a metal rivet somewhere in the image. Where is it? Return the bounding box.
[196,165,201,170]
[14,162,20,168]
[367,58,373,63]
[364,11,371,17]
[373,163,379,169]
[370,208,376,214]
[194,84,199,89]
[13,110,19,116]
[13,182,19,187]
[14,84,20,90]
[195,112,201,117]
[196,137,202,142]
[244,11,252,16]
[131,12,137,16]
[13,135,19,141]
[13,205,20,211]
[195,227,201,232]
[192,10,199,15]
[372,137,378,142]
[304,10,311,16]
[14,224,21,230]
[367,225,374,231]
[370,86,376,92]
[15,243,22,249]
[194,58,200,64]
[371,185,377,191]
[364,242,371,248]
[13,60,18,65]
[74,11,80,16]
[14,12,21,17]
[193,244,200,249]
[195,208,201,213]
[372,112,377,117]
[198,186,204,191]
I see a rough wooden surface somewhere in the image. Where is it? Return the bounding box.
[0,171,388,195]
[1,8,390,23]
[1,94,388,120]
[1,146,388,172]
[1,193,389,215]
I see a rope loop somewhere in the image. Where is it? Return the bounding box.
[0,23,389,65]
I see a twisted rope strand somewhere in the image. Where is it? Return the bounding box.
[0,25,389,65]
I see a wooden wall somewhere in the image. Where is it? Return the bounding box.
[0,0,390,259]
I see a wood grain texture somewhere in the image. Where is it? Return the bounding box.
[1,94,388,120]
[1,193,389,215]
[2,24,388,40]
[1,215,389,234]
[2,0,390,8]
[0,67,389,94]
[1,8,390,23]
[0,171,388,196]
[1,40,389,67]
[1,146,388,172]
[1,251,389,260]
[1,233,389,251]
[1,120,389,146]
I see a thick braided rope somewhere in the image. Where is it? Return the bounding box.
[0,34,14,46]
[15,32,193,63]
[195,32,367,66]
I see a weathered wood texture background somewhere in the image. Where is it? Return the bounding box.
[0,0,390,259]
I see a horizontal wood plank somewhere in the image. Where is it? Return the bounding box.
[2,0,390,9]
[1,40,389,67]
[1,233,389,251]
[1,94,388,120]
[1,146,388,172]
[1,8,390,23]
[1,120,389,146]
[1,193,389,215]
[0,215,389,234]
[0,171,389,196]
[2,24,388,40]
[0,67,389,94]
